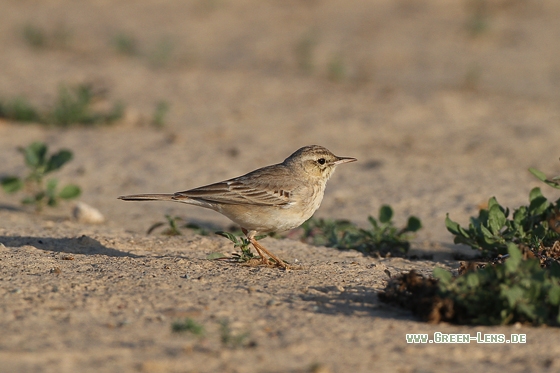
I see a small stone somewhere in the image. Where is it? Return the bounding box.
[73,202,105,224]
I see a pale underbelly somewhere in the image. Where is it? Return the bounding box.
[217,203,316,233]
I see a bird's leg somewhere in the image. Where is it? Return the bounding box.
[241,228,269,264]
[252,241,271,266]
[242,228,287,269]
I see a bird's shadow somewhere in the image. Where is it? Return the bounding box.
[297,285,415,320]
[0,235,141,258]
[0,203,22,212]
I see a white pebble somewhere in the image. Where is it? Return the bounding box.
[73,202,105,224]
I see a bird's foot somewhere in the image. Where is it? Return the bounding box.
[250,242,288,269]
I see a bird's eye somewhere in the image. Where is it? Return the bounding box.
[317,158,326,165]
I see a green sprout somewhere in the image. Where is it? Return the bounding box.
[171,318,205,336]
[112,33,139,56]
[215,231,267,263]
[147,215,184,236]
[300,205,422,256]
[151,101,169,128]
[0,84,124,127]
[0,97,41,123]
[49,84,124,127]
[147,216,213,236]
[1,142,81,210]
[219,319,252,348]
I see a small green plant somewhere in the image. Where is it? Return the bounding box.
[529,167,560,190]
[146,221,266,262]
[219,319,252,348]
[21,23,72,49]
[112,33,139,56]
[1,142,81,210]
[171,318,205,335]
[295,32,317,74]
[0,97,41,122]
[22,24,46,48]
[327,54,346,82]
[215,231,267,263]
[466,0,490,37]
[151,101,169,128]
[147,216,213,236]
[299,218,356,248]
[147,215,184,236]
[299,205,422,256]
[0,84,124,126]
[49,84,124,127]
[446,167,560,257]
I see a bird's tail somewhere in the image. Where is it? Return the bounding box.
[118,193,177,202]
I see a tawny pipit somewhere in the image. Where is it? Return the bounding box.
[118,145,356,268]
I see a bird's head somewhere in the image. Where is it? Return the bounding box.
[284,145,357,181]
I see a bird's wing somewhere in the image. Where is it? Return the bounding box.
[173,166,298,206]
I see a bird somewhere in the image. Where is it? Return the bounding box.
[118,145,357,268]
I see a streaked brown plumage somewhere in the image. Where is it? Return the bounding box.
[118,145,356,268]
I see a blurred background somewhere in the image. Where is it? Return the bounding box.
[1,0,560,250]
[3,1,560,100]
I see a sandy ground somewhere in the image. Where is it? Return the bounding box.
[2,0,560,372]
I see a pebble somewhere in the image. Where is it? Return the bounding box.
[73,202,105,224]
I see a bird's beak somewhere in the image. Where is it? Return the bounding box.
[334,156,357,165]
